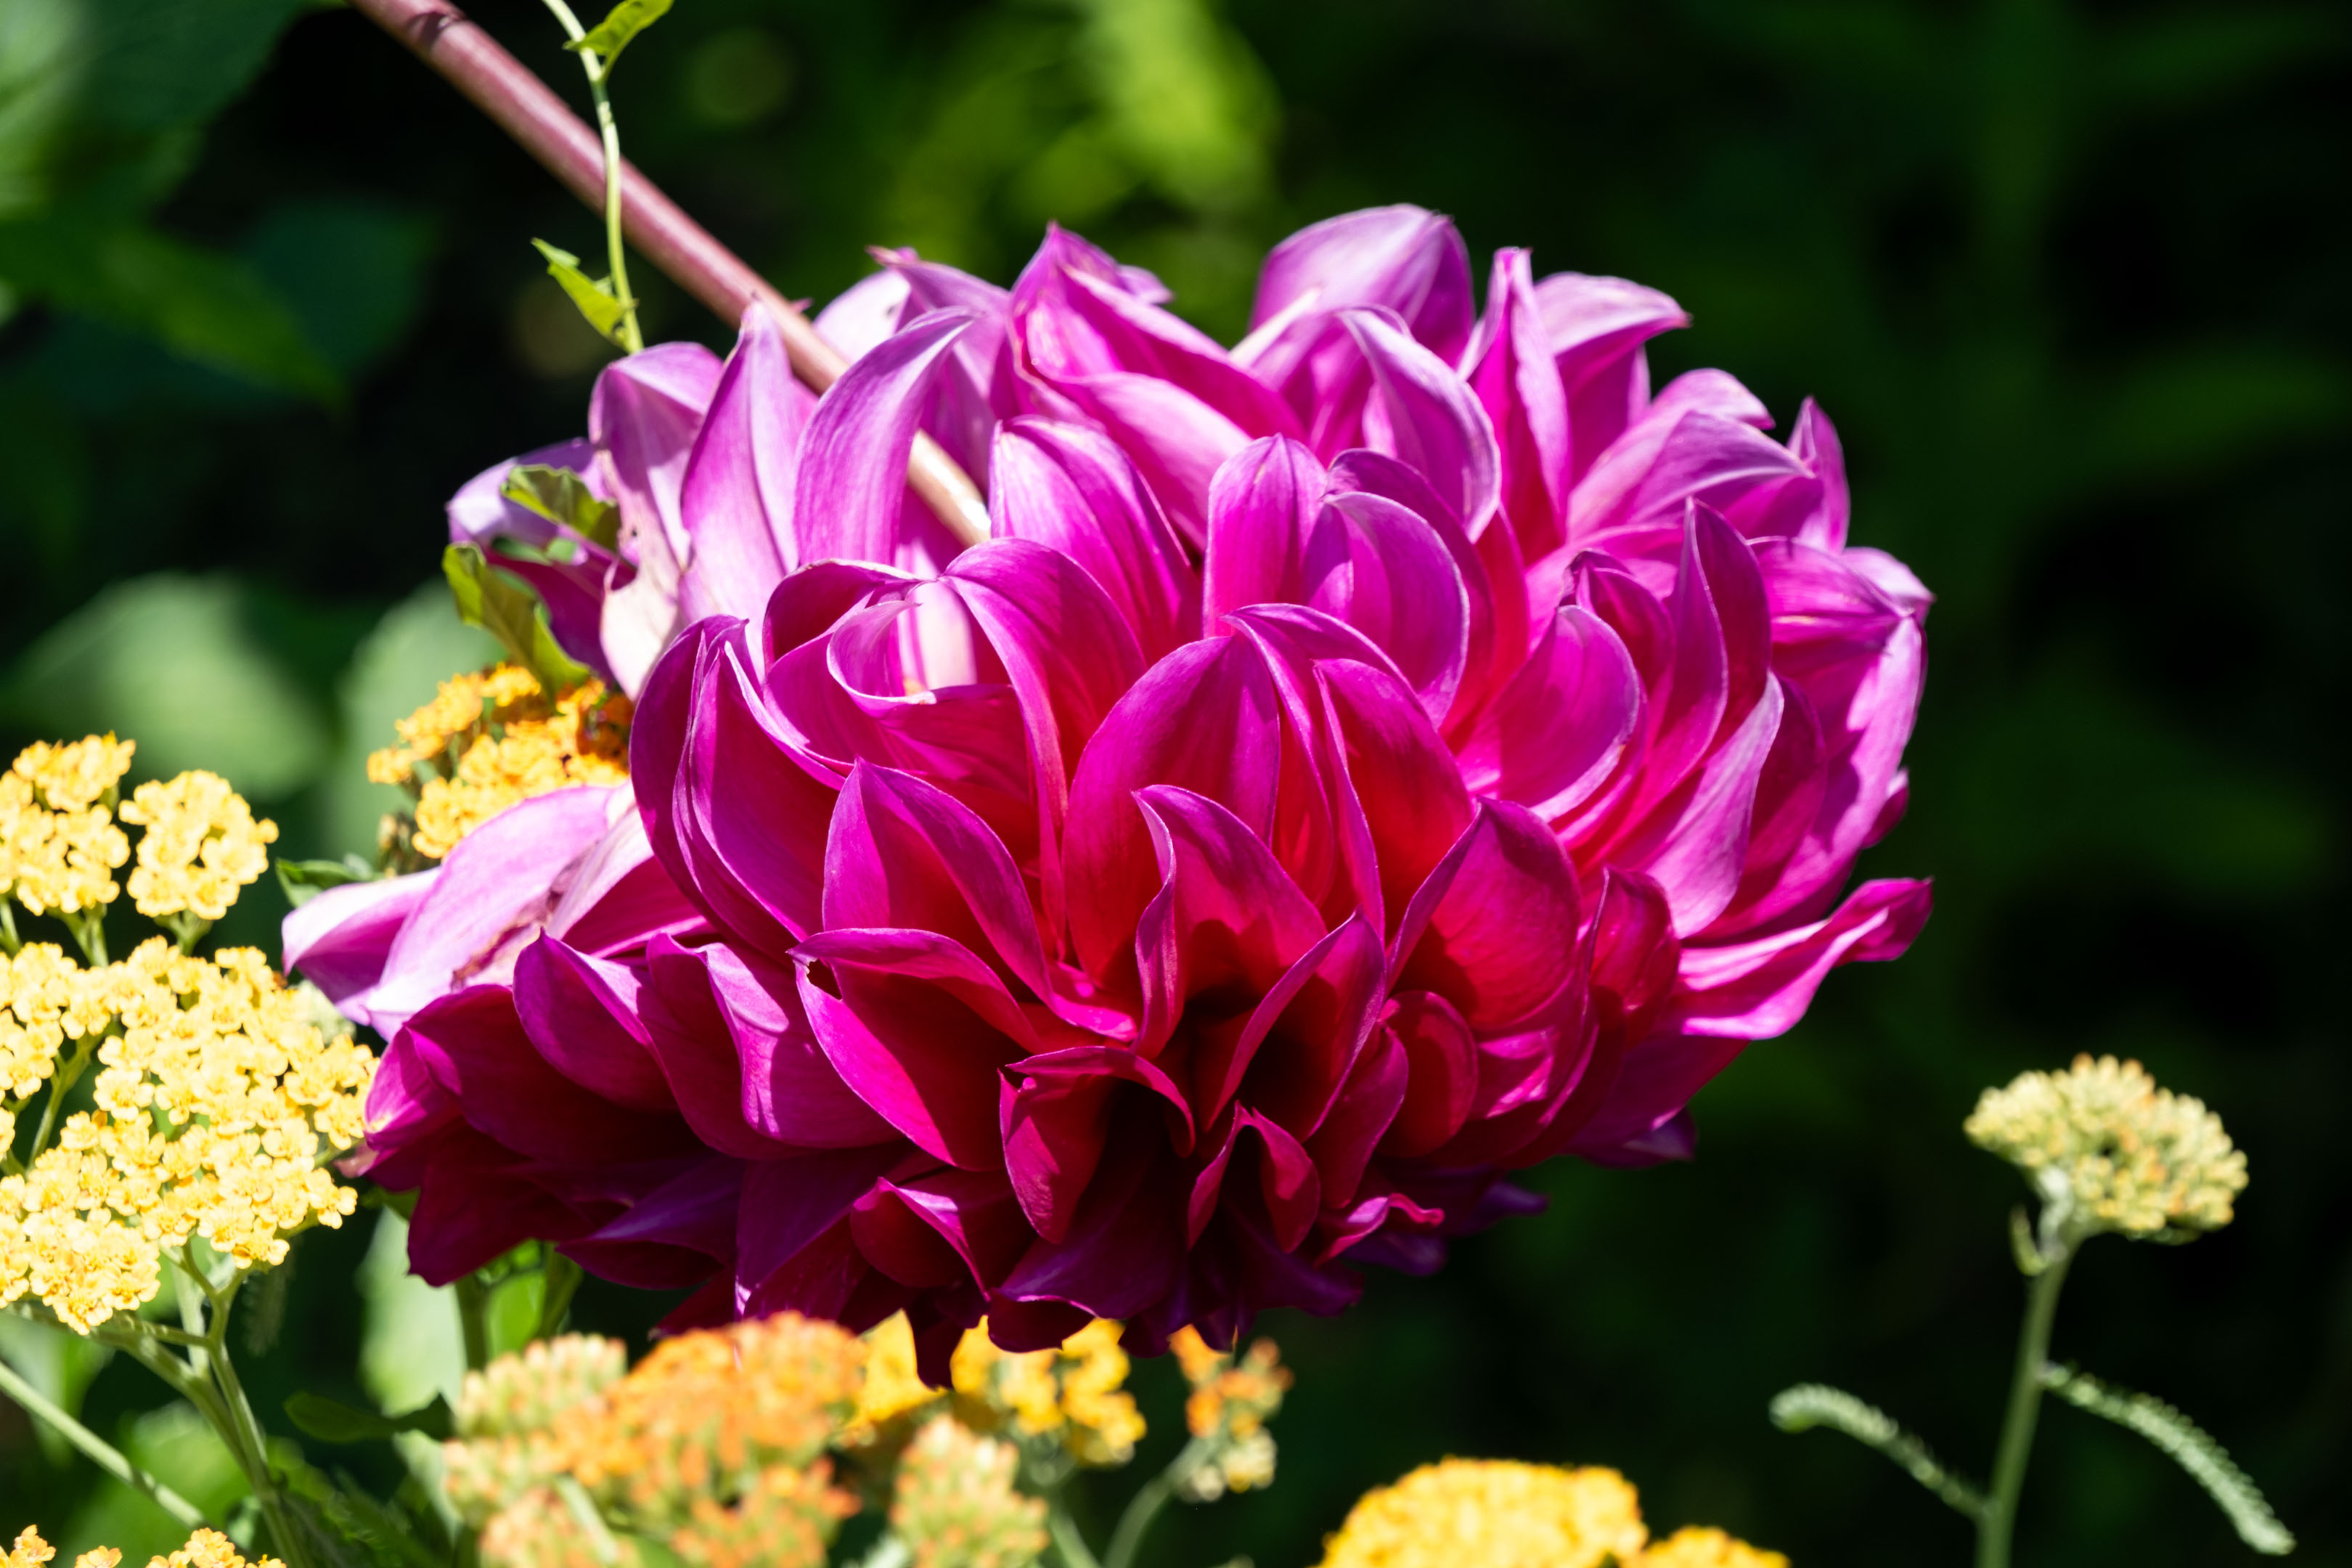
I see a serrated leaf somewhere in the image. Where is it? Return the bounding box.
[531,237,628,344]
[276,854,377,908]
[283,1392,455,1445]
[2042,1364,2295,1554]
[1771,1383,1987,1520]
[443,543,593,695]
[502,463,621,550]
[565,0,672,70]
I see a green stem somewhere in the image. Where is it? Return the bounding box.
[1047,1498,1103,1568]
[202,1282,312,1568]
[65,908,107,966]
[455,1273,492,1371]
[29,1034,98,1164]
[539,0,642,352]
[0,1349,210,1530]
[1,899,21,955]
[1104,1436,1212,1568]
[1977,1244,2075,1568]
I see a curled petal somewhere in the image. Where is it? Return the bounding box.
[793,307,983,572]
[678,306,811,624]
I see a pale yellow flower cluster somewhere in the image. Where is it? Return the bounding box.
[0,937,375,1332]
[0,737,136,918]
[367,664,631,859]
[117,772,279,921]
[1966,1054,2247,1238]
[951,1317,1146,1466]
[889,1415,1048,1568]
[1172,1327,1290,1499]
[444,1319,864,1568]
[1317,1459,1785,1568]
[5,1527,279,1568]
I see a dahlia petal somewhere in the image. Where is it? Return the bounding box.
[1466,248,1574,563]
[541,801,706,958]
[639,936,804,1158]
[1247,205,1474,370]
[1314,658,1473,931]
[1306,491,1472,726]
[405,1124,600,1283]
[989,417,1199,661]
[1206,1110,1322,1253]
[1301,1016,1406,1205]
[812,267,912,362]
[563,1155,741,1289]
[282,867,437,1017]
[793,307,982,571]
[824,592,1036,814]
[1530,271,1688,479]
[1675,877,1933,1038]
[1376,991,1478,1156]
[1787,399,1850,551]
[1588,868,1681,1042]
[736,1146,909,1311]
[1718,677,1828,920]
[1064,638,1282,983]
[631,618,726,904]
[358,1028,455,1171]
[712,936,903,1146]
[1203,913,1386,1137]
[1454,603,1641,818]
[1612,676,1784,935]
[1204,436,1326,631]
[1002,1045,1193,1242]
[1392,800,1583,1030]
[399,985,696,1167]
[760,558,911,666]
[362,786,618,1038]
[678,305,811,623]
[796,928,1037,1169]
[513,936,673,1111]
[1339,307,1501,536]
[852,1166,1030,1289]
[1572,401,1810,562]
[1327,446,1502,724]
[998,1106,1185,1319]
[593,340,724,569]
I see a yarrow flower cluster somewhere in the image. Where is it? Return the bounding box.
[441,1311,1135,1568]
[1170,1326,1290,1498]
[0,740,372,1334]
[4,1527,279,1568]
[950,1316,1146,1466]
[1966,1054,2246,1240]
[0,737,136,920]
[293,204,1932,1357]
[367,664,631,862]
[1315,1458,1784,1568]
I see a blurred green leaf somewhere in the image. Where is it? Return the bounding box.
[284,1392,454,1446]
[8,573,332,799]
[243,197,436,377]
[64,1402,248,1565]
[567,0,671,70]
[357,1213,465,1421]
[2076,348,2350,490]
[73,0,319,136]
[276,854,377,908]
[444,543,592,695]
[0,1316,113,1471]
[531,237,628,345]
[502,463,620,550]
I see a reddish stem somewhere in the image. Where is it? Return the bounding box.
[344,0,989,542]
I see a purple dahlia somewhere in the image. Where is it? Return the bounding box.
[293,206,1930,1369]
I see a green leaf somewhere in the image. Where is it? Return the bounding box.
[532,237,628,345]
[502,463,621,550]
[442,543,593,695]
[566,0,673,70]
[2041,1364,2295,1554]
[1770,1383,1987,1520]
[283,1392,455,1446]
[279,1455,452,1568]
[276,854,377,909]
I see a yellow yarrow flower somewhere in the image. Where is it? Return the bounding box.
[1,773,129,918]
[951,1317,1145,1466]
[1636,1526,1791,1568]
[1318,1459,1648,1568]
[1966,1054,2246,1239]
[118,772,278,921]
[843,1312,946,1444]
[1170,1327,1290,1499]
[368,664,631,860]
[3,1528,276,1568]
[11,735,135,812]
[0,936,375,1332]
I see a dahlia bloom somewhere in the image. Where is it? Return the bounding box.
[297,205,1929,1362]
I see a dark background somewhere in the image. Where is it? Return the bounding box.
[2,0,2346,1562]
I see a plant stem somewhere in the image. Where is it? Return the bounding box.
[29,1034,97,1164]
[536,0,641,352]
[1047,1498,1104,1568]
[1104,1436,1212,1568]
[1,901,21,955]
[455,1273,492,1371]
[1977,1244,2075,1568]
[200,1278,313,1568]
[0,1350,211,1530]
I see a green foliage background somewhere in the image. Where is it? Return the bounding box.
[1,0,2345,1562]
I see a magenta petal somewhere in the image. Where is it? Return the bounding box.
[988,418,1200,662]
[1204,436,1326,632]
[1378,992,1478,1156]
[362,787,618,1038]
[1675,877,1932,1038]
[793,307,982,570]
[1393,800,1583,1030]
[796,928,1035,1169]
[1206,914,1387,1138]
[1302,1023,1406,1209]
[1466,248,1573,563]
[1002,1045,1192,1241]
[1314,658,1473,931]
[1613,677,1784,935]
[736,1146,909,1310]
[852,1165,1031,1290]
[513,936,674,1111]
[282,867,436,1018]
[593,340,724,568]
[563,1156,741,1289]
[1530,271,1688,479]
[761,560,910,667]
[1196,1109,1322,1253]
[1339,306,1501,535]
[640,936,804,1158]
[678,306,811,624]
[1063,638,1281,984]
[1306,490,1472,726]
[400,985,695,1166]
[997,1110,1185,1319]
[1787,399,1850,551]
[709,938,902,1147]
[1456,605,1641,819]
[1249,205,1474,369]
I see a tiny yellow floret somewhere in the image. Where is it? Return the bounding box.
[118,772,279,921]
[2,1528,277,1568]
[1966,1054,2246,1239]
[1636,1526,1790,1568]
[1317,1459,1647,1568]
[11,735,135,812]
[952,1317,1145,1466]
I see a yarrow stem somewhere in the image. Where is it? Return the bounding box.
[1103,1434,1214,1568]
[0,1343,209,1530]
[1978,1239,2074,1568]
